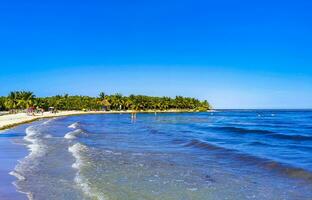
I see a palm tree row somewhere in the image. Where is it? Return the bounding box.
[3,91,35,111]
[0,91,211,112]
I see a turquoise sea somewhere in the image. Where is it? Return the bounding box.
[1,110,312,199]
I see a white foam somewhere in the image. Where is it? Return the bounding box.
[9,170,26,181]
[43,118,56,125]
[68,122,80,129]
[10,125,47,200]
[68,143,87,168]
[44,134,53,138]
[11,182,34,200]
[24,126,39,140]
[104,150,121,155]
[64,129,84,140]
[68,143,107,200]
[24,126,46,158]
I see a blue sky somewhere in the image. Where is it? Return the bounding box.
[0,0,311,108]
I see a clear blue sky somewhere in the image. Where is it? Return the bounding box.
[0,0,311,109]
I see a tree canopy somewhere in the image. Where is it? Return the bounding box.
[0,91,211,112]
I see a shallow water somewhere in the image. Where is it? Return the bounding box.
[3,110,312,199]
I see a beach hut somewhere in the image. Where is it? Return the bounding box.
[48,107,56,113]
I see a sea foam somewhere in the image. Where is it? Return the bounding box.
[68,122,80,129]
[24,126,47,158]
[43,118,56,125]
[9,170,26,181]
[68,143,107,200]
[10,123,48,200]
[64,129,85,139]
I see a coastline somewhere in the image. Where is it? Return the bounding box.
[0,110,210,131]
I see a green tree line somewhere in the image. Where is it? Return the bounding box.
[0,91,211,112]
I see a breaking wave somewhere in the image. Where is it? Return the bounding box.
[68,143,107,200]
[68,122,81,129]
[64,129,86,140]
[10,125,48,200]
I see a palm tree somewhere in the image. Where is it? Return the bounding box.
[131,102,140,111]
[0,97,6,111]
[18,91,35,109]
[109,93,123,110]
[63,94,70,110]
[99,92,106,100]
[2,90,211,112]
[5,91,19,110]
[4,91,35,111]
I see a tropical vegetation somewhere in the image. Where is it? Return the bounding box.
[0,91,211,112]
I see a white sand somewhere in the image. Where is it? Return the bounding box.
[0,111,116,130]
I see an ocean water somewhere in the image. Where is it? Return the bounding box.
[3,110,312,199]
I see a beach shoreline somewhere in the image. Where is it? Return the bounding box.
[0,110,210,131]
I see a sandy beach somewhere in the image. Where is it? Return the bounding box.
[0,110,201,131]
[0,111,115,130]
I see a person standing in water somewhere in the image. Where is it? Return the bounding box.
[131,111,137,122]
